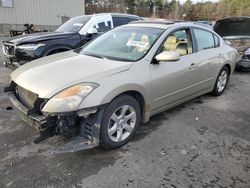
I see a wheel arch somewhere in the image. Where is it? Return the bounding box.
[43,45,72,56]
[224,63,232,75]
[100,86,151,123]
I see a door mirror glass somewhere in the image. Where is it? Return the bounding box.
[155,51,180,62]
[87,27,98,35]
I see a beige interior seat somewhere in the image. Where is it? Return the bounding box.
[134,34,150,53]
[176,43,188,56]
[163,36,178,51]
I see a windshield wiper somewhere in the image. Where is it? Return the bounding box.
[83,52,106,59]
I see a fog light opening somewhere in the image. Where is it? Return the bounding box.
[57,118,69,134]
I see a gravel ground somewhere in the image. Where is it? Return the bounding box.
[0,37,250,188]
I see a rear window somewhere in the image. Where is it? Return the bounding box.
[113,16,129,27]
[56,16,91,33]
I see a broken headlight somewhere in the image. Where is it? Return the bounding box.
[42,83,99,113]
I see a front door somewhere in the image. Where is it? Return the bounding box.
[150,28,200,111]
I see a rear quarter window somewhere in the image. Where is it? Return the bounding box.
[214,34,220,47]
[128,17,140,23]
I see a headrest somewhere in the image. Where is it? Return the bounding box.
[166,36,178,44]
[140,34,150,43]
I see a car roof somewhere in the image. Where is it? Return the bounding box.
[131,20,175,25]
[127,20,213,31]
[79,13,141,18]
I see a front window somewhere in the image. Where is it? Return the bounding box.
[161,29,193,56]
[56,16,91,33]
[81,26,163,61]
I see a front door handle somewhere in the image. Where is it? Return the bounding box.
[189,63,196,70]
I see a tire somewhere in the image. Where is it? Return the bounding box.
[211,66,230,96]
[100,94,141,149]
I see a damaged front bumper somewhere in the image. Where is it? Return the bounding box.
[5,84,104,153]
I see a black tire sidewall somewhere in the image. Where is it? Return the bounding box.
[212,66,229,96]
[100,95,141,149]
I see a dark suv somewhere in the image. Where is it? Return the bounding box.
[2,13,142,69]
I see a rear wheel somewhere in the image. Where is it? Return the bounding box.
[211,66,229,96]
[100,95,141,149]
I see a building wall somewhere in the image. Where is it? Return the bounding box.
[0,0,85,35]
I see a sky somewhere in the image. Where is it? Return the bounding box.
[179,0,219,4]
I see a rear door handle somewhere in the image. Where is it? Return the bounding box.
[189,63,196,70]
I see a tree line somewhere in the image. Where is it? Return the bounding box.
[85,0,250,20]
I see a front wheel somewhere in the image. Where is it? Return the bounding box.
[211,66,230,96]
[100,95,141,149]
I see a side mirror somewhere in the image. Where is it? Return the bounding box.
[87,27,98,35]
[155,51,180,62]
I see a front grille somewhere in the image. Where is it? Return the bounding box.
[16,86,38,109]
[3,42,15,56]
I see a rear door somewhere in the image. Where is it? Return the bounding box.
[190,28,225,91]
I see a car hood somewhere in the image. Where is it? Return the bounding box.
[214,17,250,38]
[5,32,77,45]
[11,51,132,98]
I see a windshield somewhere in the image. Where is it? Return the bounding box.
[56,16,91,33]
[81,26,163,61]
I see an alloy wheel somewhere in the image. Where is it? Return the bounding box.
[107,105,136,142]
[217,70,228,92]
